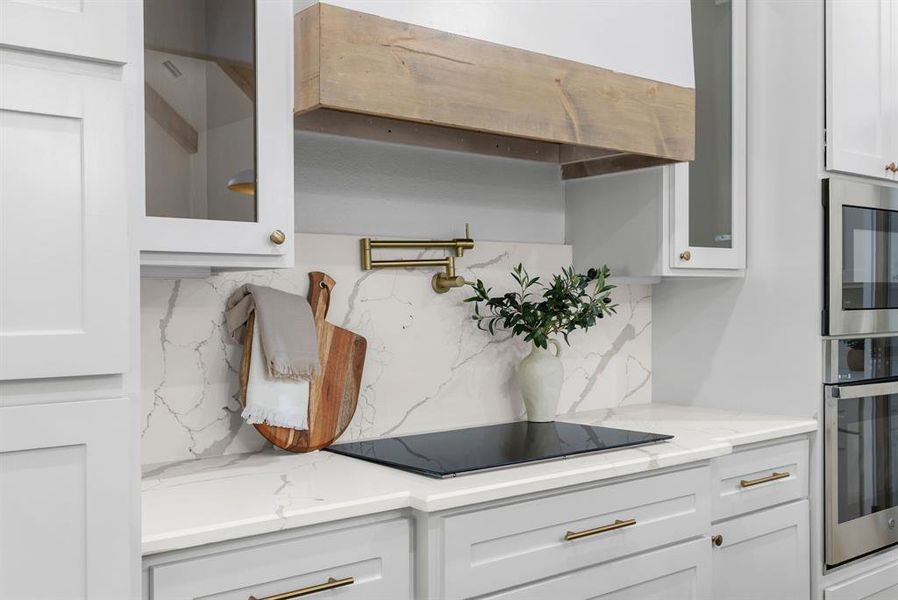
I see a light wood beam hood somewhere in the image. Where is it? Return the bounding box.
[294,3,695,179]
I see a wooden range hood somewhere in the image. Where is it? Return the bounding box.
[294,4,695,180]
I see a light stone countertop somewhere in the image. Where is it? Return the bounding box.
[141,403,817,555]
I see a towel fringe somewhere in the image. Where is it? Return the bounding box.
[242,405,308,430]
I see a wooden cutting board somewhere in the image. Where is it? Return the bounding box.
[238,272,367,452]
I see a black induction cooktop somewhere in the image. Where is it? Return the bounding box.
[325,421,673,478]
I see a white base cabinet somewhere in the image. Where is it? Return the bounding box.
[711,501,810,600]
[142,437,811,600]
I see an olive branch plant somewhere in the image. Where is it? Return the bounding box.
[464,264,618,350]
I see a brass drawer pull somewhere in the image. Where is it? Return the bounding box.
[740,471,790,488]
[564,518,636,541]
[248,577,354,600]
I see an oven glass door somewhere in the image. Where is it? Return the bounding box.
[826,179,898,336]
[842,206,898,311]
[826,382,898,566]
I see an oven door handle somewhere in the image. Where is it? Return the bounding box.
[828,381,898,399]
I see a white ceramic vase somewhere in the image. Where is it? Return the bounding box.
[516,339,563,422]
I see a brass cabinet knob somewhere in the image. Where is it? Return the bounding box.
[269,230,286,245]
[887,162,898,173]
[712,534,723,547]
[679,249,692,261]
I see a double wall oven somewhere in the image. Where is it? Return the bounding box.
[824,178,898,566]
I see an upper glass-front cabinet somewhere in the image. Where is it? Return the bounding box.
[666,0,746,273]
[139,0,293,270]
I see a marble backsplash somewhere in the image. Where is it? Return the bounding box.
[140,234,651,465]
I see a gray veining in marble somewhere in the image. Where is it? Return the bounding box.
[140,234,652,465]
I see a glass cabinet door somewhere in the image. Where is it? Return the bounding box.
[144,0,257,223]
[139,0,293,269]
[668,0,746,272]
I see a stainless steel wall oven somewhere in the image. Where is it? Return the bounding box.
[824,336,898,566]
[824,178,898,336]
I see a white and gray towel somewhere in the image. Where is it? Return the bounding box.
[225,284,319,428]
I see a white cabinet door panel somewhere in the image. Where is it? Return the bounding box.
[826,0,897,180]
[0,57,128,379]
[711,500,809,600]
[481,538,711,600]
[0,0,127,64]
[0,398,132,600]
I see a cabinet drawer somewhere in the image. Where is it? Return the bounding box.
[825,556,898,600]
[481,537,711,600]
[148,518,410,600]
[711,438,808,521]
[441,466,710,599]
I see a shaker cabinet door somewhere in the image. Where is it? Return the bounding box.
[0,399,132,600]
[0,57,129,379]
[0,0,127,63]
[826,0,898,181]
[711,500,810,600]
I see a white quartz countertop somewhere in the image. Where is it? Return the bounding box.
[141,403,817,555]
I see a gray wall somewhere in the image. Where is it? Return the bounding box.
[293,132,565,244]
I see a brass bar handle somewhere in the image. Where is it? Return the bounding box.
[564,518,636,541]
[740,471,790,488]
[248,577,354,600]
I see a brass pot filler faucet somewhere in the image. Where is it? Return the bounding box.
[360,224,475,293]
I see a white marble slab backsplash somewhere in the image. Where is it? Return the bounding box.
[140,234,651,465]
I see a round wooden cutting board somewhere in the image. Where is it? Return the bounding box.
[238,272,367,452]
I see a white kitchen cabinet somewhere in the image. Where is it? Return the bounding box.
[139,0,294,272]
[711,500,810,600]
[826,0,898,182]
[0,1,140,596]
[0,398,132,600]
[825,560,898,600]
[567,0,746,280]
[481,538,711,600]
[0,51,129,380]
[0,0,127,64]
[145,517,411,600]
